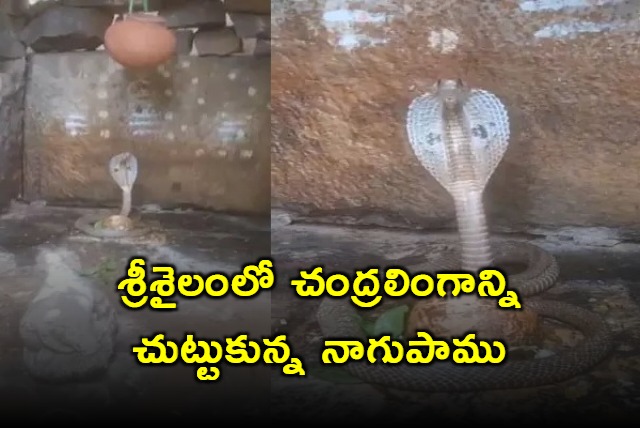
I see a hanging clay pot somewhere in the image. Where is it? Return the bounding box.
[104,13,177,69]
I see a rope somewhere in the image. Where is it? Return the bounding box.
[128,0,149,14]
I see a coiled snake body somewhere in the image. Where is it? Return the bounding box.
[316,80,613,391]
[317,241,613,392]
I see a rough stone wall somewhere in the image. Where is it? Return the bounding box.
[0,58,26,207]
[23,52,270,213]
[271,0,640,231]
[0,0,270,214]
[0,5,27,209]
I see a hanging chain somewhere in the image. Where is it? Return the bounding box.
[128,0,150,14]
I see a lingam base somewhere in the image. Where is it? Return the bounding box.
[405,295,542,346]
[405,258,544,345]
[75,211,150,239]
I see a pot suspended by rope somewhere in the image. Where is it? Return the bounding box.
[104,5,176,69]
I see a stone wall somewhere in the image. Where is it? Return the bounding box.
[0,0,270,214]
[271,0,640,231]
[0,3,27,207]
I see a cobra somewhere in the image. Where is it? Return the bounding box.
[315,79,613,392]
[75,152,149,238]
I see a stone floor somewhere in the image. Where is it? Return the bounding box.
[0,202,271,422]
[4,203,640,423]
[270,219,640,424]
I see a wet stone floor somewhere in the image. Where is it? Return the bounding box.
[0,202,270,421]
[270,221,640,424]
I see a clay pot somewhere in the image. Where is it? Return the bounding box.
[104,13,177,69]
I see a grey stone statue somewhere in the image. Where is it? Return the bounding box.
[19,247,118,382]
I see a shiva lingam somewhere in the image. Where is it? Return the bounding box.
[75,152,149,238]
[104,0,177,70]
